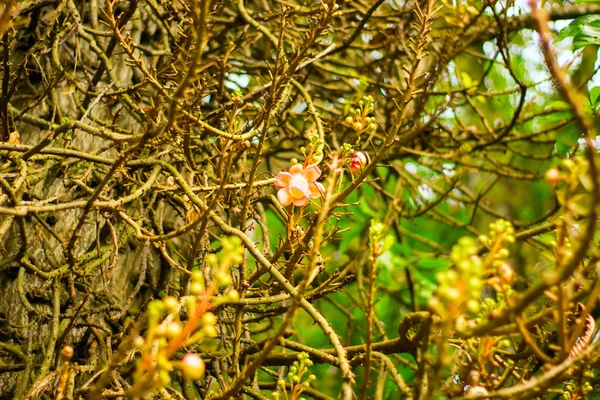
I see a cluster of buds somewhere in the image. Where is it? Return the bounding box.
[300,133,324,165]
[369,220,391,257]
[429,236,484,319]
[344,95,377,135]
[548,157,594,220]
[561,382,594,399]
[545,157,589,188]
[430,219,520,331]
[339,143,370,175]
[478,219,515,287]
[128,237,243,396]
[273,352,316,400]
[477,297,511,346]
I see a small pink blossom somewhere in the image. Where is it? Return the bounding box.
[274,164,325,206]
[350,152,370,173]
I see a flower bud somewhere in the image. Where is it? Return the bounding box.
[201,312,218,327]
[163,296,178,312]
[60,345,74,362]
[352,121,364,132]
[498,263,514,284]
[466,299,480,314]
[166,322,182,338]
[350,152,370,173]
[215,270,232,287]
[190,281,203,295]
[545,168,560,185]
[203,325,218,338]
[133,336,145,349]
[227,289,240,302]
[155,323,168,338]
[181,354,206,380]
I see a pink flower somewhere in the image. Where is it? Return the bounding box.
[350,152,370,173]
[274,164,325,206]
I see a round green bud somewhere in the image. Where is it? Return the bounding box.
[206,254,218,266]
[467,277,483,291]
[562,159,575,170]
[163,296,178,312]
[231,253,244,264]
[215,271,232,287]
[181,354,206,380]
[227,289,240,302]
[466,299,480,314]
[191,270,203,282]
[202,325,218,338]
[133,336,145,349]
[457,260,471,272]
[352,121,364,131]
[155,323,168,338]
[445,270,459,284]
[497,248,510,258]
[190,281,203,295]
[201,312,217,327]
[166,322,182,338]
[442,287,461,302]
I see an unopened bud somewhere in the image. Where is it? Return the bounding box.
[350,152,370,173]
[60,345,74,362]
[163,296,178,312]
[181,354,206,380]
[545,168,560,185]
[498,263,514,284]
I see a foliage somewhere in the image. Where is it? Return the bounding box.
[0,0,599,399]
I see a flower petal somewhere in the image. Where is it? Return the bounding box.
[277,188,293,206]
[290,180,311,197]
[302,165,321,182]
[293,197,308,206]
[309,182,324,198]
[290,164,304,175]
[274,172,293,189]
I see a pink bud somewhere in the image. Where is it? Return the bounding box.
[545,168,560,185]
[350,152,370,173]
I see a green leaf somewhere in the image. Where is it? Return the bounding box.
[556,15,600,49]
[461,71,473,88]
[590,86,600,107]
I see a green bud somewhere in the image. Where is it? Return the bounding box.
[201,312,217,327]
[215,270,232,287]
[497,248,510,258]
[133,336,145,349]
[227,289,240,302]
[190,281,203,295]
[206,254,218,266]
[163,296,178,312]
[466,299,480,314]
